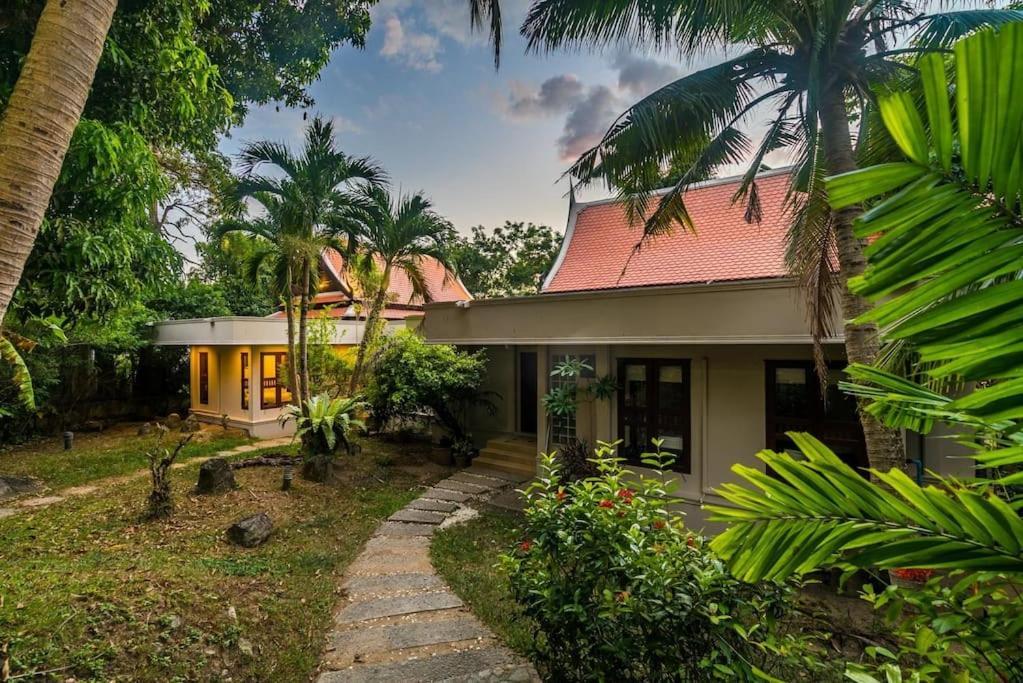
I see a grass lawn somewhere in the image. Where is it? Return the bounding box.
[0,433,451,682]
[0,423,252,490]
[430,506,535,658]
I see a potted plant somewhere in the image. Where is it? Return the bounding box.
[280,394,367,483]
[451,437,476,468]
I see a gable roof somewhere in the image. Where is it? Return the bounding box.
[322,248,471,305]
[542,169,794,294]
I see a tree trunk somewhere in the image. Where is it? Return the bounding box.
[284,268,300,408]
[349,263,391,393]
[299,257,311,406]
[0,0,118,328]
[819,85,906,474]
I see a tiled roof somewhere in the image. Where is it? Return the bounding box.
[322,248,471,304]
[543,171,794,293]
[267,304,421,321]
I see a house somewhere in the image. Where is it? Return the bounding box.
[418,169,966,519]
[153,249,470,436]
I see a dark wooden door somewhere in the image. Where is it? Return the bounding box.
[519,351,537,434]
[617,358,691,472]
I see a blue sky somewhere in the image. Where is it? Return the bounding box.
[219,0,744,237]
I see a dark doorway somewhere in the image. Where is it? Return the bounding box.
[765,361,867,473]
[617,358,691,473]
[519,351,538,434]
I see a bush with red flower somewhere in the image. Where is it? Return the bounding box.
[500,440,822,681]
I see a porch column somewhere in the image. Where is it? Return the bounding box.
[536,349,548,459]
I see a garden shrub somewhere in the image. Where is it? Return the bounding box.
[501,442,821,682]
[366,331,493,440]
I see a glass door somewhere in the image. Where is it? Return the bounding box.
[617,358,691,472]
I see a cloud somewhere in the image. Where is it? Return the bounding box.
[612,54,680,97]
[557,86,621,160]
[503,75,586,119]
[380,14,443,73]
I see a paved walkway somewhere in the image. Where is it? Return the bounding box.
[0,436,292,519]
[318,468,539,683]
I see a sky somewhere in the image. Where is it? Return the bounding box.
[216,0,758,242]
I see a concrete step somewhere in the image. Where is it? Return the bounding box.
[484,438,537,457]
[473,455,535,477]
[478,447,536,464]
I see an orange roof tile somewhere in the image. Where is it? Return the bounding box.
[322,248,470,304]
[544,171,794,293]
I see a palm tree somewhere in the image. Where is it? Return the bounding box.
[0,0,118,329]
[233,116,386,407]
[212,195,305,412]
[342,186,457,392]
[517,1,1022,474]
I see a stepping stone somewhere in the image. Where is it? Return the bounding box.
[341,573,445,598]
[325,616,489,665]
[389,509,447,525]
[347,551,433,576]
[449,472,502,489]
[422,487,472,503]
[408,498,459,513]
[318,647,517,683]
[376,521,438,537]
[434,479,489,495]
[363,535,430,552]
[336,590,463,624]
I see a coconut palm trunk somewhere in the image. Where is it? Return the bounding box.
[283,276,301,408]
[819,86,905,473]
[349,264,391,393]
[0,0,118,327]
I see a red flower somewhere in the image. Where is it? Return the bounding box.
[686,535,697,548]
[616,488,634,502]
[653,519,666,530]
[598,499,614,509]
[555,490,567,503]
[519,540,533,552]
[614,591,629,602]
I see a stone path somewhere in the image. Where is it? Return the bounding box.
[318,467,539,683]
[0,436,292,520]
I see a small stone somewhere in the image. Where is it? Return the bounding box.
[181,415,201,433]
[238,638,254,656]
[227,606,237,621]
[137,422,154,437]
[197,458,236,494]
[164,413,182,429]
[227,512,272,547]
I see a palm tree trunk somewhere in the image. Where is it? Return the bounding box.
[298,257,311,409]
[284,270,300,408]
[819,85,906,474]
[0,0,118,327]
[349,264,391,393]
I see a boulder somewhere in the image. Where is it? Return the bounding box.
[79,420,104,432]
[0,476,41,503]
[180,415,201,433]
[227,512,272,547]
[196,458,236,494]
[164,413,182,429]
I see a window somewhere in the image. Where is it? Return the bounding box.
[765,361,866,472]
[617,358,691,473]
[198,352,209,405]
[241,352,249,410]
[549,353,596,445]
[260,352,292,409]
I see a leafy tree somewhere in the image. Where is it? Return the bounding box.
[447,221,562,298]
[194,233,276,317]
[367,331,491,442]
[225,116,386,407]
[516,0,1023,475]
[341,187,456,392]
[708,25,1023,681]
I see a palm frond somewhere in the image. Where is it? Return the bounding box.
[469,0,502,67]
[913,9,1023,48]
[0,336,34,410]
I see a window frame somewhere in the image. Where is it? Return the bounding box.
[260,352,289,410]
[241,352,249,410]
[615,357,692,473]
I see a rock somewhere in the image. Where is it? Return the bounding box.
[197,458,236,494]
[137,422,154,437]
[227,605,237,621]
[180,415,201,433]
[227,512,272,547]
[164,413,182,429]
[238,638,254,657]
[0,476,40,503]
[79,420,104,432]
